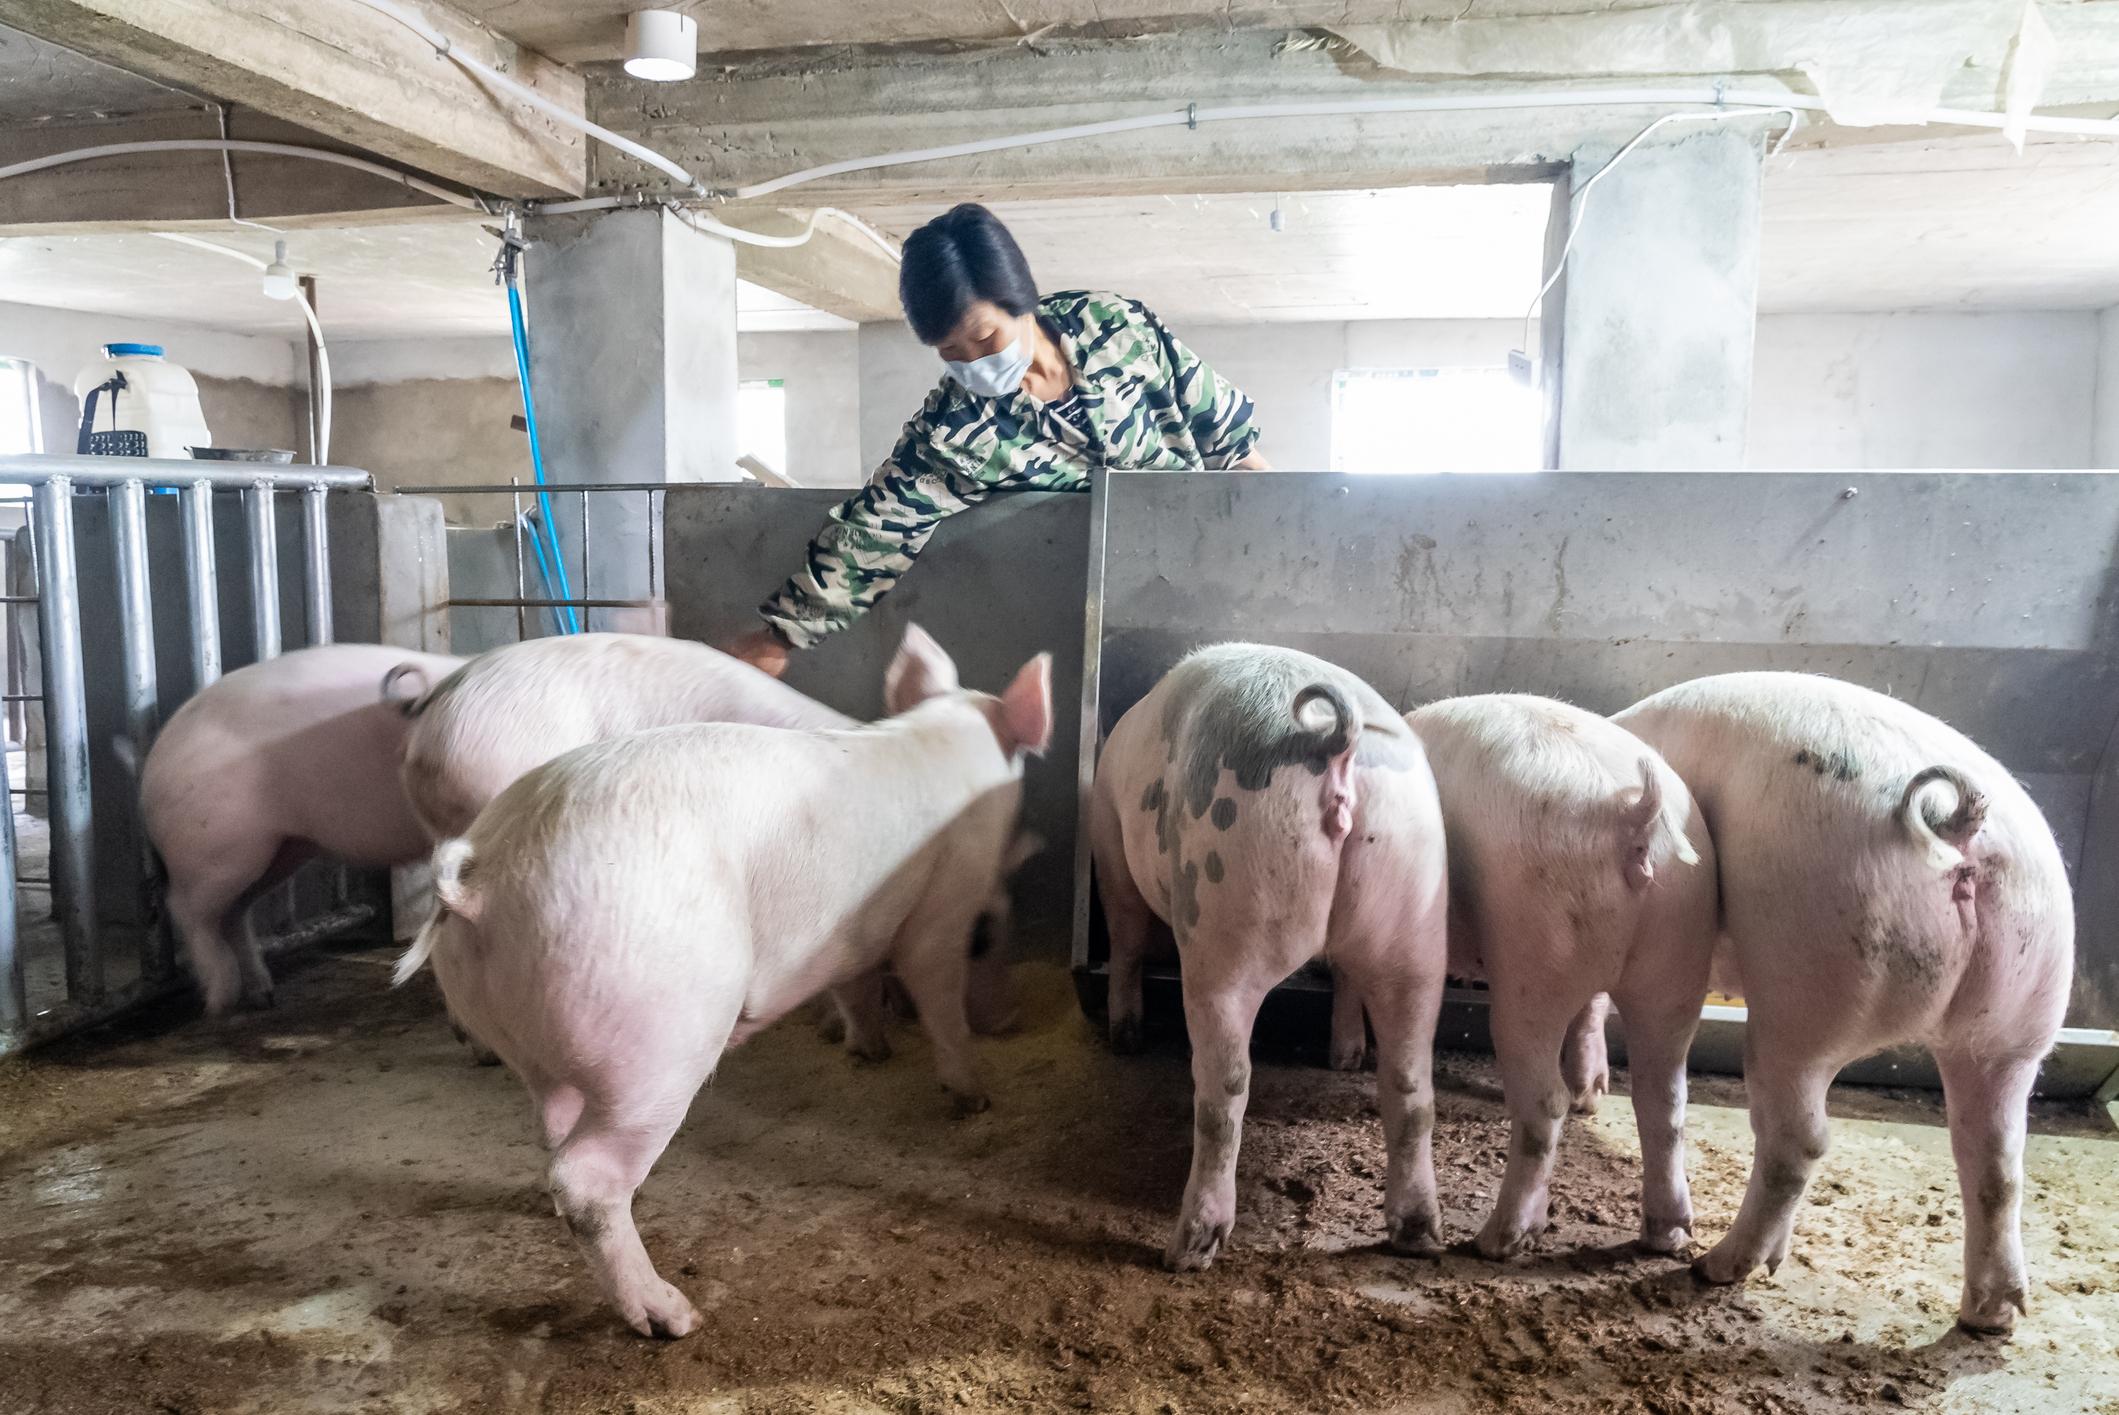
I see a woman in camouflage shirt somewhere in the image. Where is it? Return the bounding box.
[733,203,1265,671]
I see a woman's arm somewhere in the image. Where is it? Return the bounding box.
[1143,307,1263,469]
[750,400,997,653]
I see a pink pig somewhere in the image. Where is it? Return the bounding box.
[1091,644,1449,1269]
[136,643,464,1012]
[397,631,1018,1058]
[392,627,1051,1337]
[1404,694,1717,1259]
[1617,671,2073,1335]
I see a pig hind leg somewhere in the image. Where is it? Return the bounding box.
[1935,1046,2041,1335]
[1343,961,1446,1255]
[1611,986,1703,1254]
[548,1100,704,1339]
[1328,966,1370,1071]
[825,971,893,1063]
[1094,788,1156,1054]
[1166,972,1273,1270]
[1693,1030,1834,1287]
[166,873,264,1015]
[892,912,990,1114]
[1477,982,1586,1260]
[1561,994,1612,1114]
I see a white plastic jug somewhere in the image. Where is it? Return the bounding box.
[72,343,212,459]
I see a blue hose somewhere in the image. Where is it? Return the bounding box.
[519,510,571,637]
[504,275,580,634]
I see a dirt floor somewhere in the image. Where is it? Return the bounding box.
[1,945,2115,1415]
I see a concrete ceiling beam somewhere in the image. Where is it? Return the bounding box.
[5,0,586,198]
[580,26,2119,206]
[718,211,901,325]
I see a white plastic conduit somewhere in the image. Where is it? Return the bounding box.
[725,87,2119,202]
[343,0,706,194]
[0,139,485,210]
[151,232,334,465]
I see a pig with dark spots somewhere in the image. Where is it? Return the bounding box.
[1090,644,1448,1271]
[395,626,1052,1338]
[1617,671,2073,1336]
[1403,695,1717,1260]
[136,643,466,1013]
[398,632,1016,1060]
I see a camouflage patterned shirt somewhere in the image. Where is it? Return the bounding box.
[758,290,1260,649]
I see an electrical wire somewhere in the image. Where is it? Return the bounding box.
[148,232,333,464]
[342,0,706,194]
[1519,106,1802,363]
[0,139,486,210]
[215,105,284,235]
[723,87,2119,203]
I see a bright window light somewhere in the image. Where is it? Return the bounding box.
[0,356,40,500]
[1331,367,1541,474]
[738,379,787,477]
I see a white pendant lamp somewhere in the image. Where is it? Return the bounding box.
[625,9,698,82]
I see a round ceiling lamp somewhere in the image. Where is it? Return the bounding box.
[625,9,698,82]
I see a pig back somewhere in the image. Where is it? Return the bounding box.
[402,633,853,838]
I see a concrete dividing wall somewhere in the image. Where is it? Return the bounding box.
[1088,471,2119,1030]
[651,470,2119,1027]
[661,487,1089,942]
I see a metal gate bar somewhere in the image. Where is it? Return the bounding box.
[0,453,371,1055]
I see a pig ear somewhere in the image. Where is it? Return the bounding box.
[999,653,1053,757]
[884,624,959,714]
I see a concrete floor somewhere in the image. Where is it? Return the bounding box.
[1,944,2115,1414]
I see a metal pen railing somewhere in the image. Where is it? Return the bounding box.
[1,453,369,1053]
[395,479,666,643]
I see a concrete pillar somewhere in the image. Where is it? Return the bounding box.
[1546,126,1765,470]
[523,206,739,629]
[2095,305,2119,467]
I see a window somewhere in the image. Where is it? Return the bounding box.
[0,357,40,501]
[738,379,787,478]
[1331,367,1541,475]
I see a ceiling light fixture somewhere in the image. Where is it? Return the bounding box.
[261,240,298,300]
[625,9,698,82]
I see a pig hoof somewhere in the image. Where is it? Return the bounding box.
[969,1006,1021,1038]
[1474,1223,1538,1262]
[623,1281,702,1340]
[1689,1246,1753,1287]
[1328,1042,1369,1072]
[845,1035,893,1065]
[1638,1221,1694,1257]
[466,1042,502,1067]
[1386,1214,1445,1257]
[947,1088,990,1118]
[1955,1310,2017,1340]
[816,1013,848,1046]
[239,986,276,1011]
[1957,1281,2027,1337]
[1163,1218,1230,1272]
[1109,1016,1145,1054]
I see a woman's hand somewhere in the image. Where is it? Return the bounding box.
[728,626,791,678]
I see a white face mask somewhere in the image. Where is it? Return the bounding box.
[944,330,1032,398]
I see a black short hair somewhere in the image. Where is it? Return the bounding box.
[898,203,1039,345]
